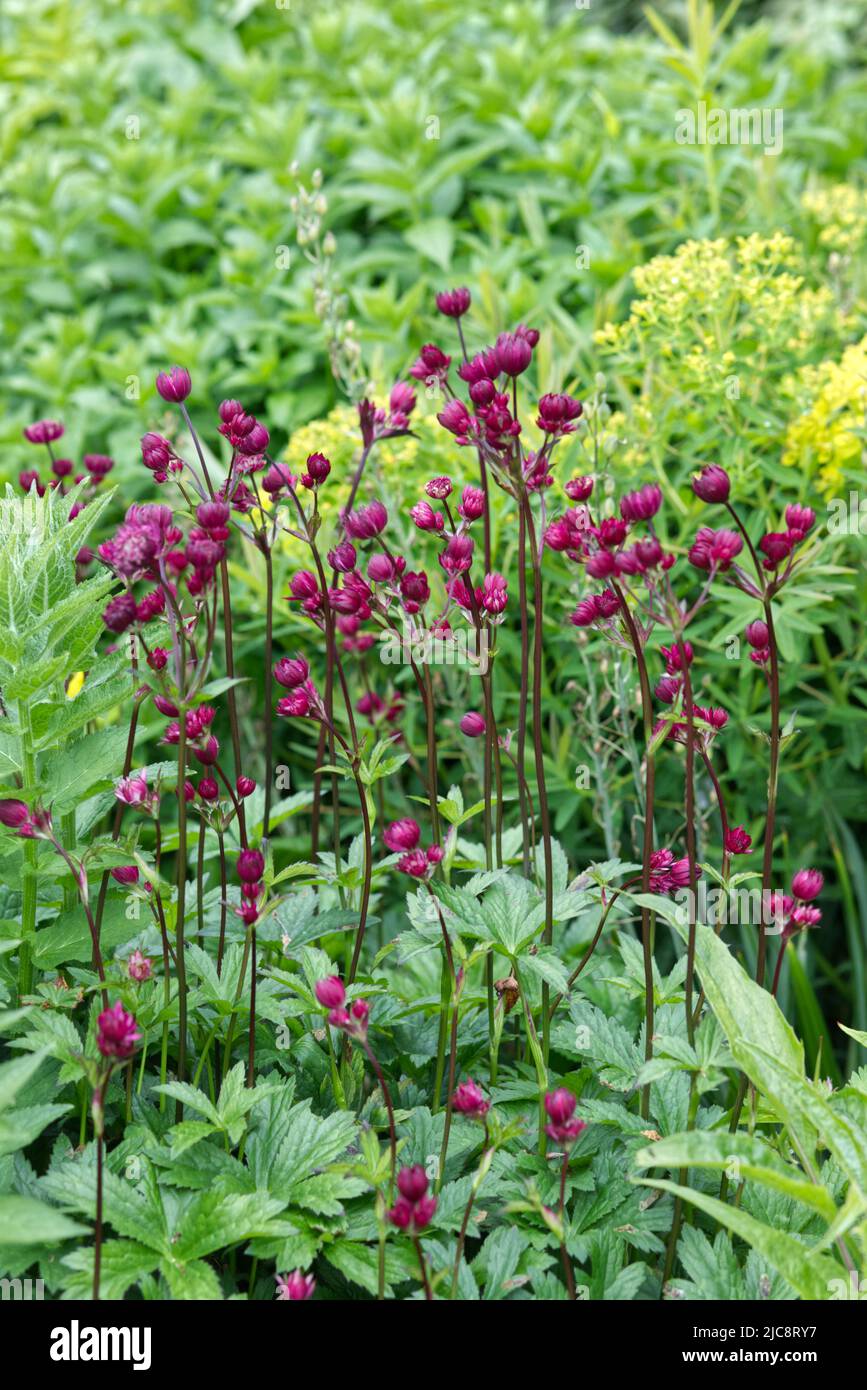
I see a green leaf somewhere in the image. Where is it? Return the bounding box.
[0,1195,88,1244]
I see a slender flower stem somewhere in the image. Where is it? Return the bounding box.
[516,503,531,876]
[558,1149,576,1300]
[412,1235,433,1301]
[522,500,554,1061]
[362,1037,397,1201]
[92,1076,109,1301]
[16,701,38,999]
[175,715,189,1097]
[451,1141,493,1298]
[216,828,228,975]
[262,542,275,839]
[611,582,656,1118]
[678,637,699,1046]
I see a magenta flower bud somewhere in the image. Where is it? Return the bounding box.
[536,392,583,436]
[193,736,219,767]
[19,470,44,495]
[409,343,452,382]
[183,780,196,802]
[397,849,429,878]
[469,378,496,407]
[460,711,486,737]
[390,381,417,416]
[724,826,752,855]
[570,597,599,627]
[315,975,346,1009]
[440,533,474,575]
[759,532,794,568]
[350,998,370,1026]
[237,849,265,884]
[494,330,533,377]
[791,868,823,902]
[152,695,178,718]
[344,500,388,540]
[586,550,616,579]
[620,484,662,522]
[197,500,231,531]
[745,620,769,648]
[565,476,594,502]
[384,818,421,853]
[96,1001,141,1060]
[84,454,114,479]
[397,1165,429,1203]
[155,366,191,403]
[691,464,730,503]
[102,592,138,634]
[274,656,309,688]
[688,527,743,572]
[328,540,357,574]
[655,675,681,704]
[435,287,471,318]
[387,1197,414,1230]
[289,570,320,599]
[458,485,485,521]
[785,504,815,534]
[241,423,270,456]
[275,1270,316,1301]
[410,500,444,532]
[52,457,73,478]
[367,553,395,583]
[110,865,140,885]
[425,476,453,500]
[236,776,256,797]
[544,1088,576,1124]
[0,799,31,830]
[277,690,311,717]
[482,572,508,614]
[24,419,64,445]
[661,641,693,673]
[437,399,473,437]
[453,1079,490,1117]
[127,949,152,983]
[195,776,217,801]
[426,844,444,864]
[303,452,331,485]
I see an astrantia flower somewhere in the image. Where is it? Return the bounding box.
[437,399,473,440]
[785,504,816,534]
[315,976,346,1009]
[102,592,138,634]
[536,392,583,436]
[620,484,662,522]
[460,711,486,737]
[115,773,156,812]
[565,476,594,502]
[481,571,508,614]
[453,1079,490,1118]
[409,344,451,384]
[435,287,471,318]
[494,331,533,377]
[96,1001,141,1060]
[127,950,152,983]
[236,776,256,797]
[688,527,743,572]
[388,1169,437,1232]
[344,500,388,540]
[110,865,140,885]
[791,868,823,902]
[275,1270,315,1301]
[383,819,421,853]
[274,656,309,688]
[0,800,31,829]
[24,419,64,445]
[425,476,453,500]
[745,620,769,648]
[725,826,752,855]
[691,464,730,503]
[397,849,430,878]
[759,532,794,569]
[155,366,191,403]
[237,849,265,883]
[410,499,444,532]
[544,1088,586,1145]
[458,485,485,520]
[440,533,474,575]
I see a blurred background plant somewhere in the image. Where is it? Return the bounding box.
[2,0,867,1070]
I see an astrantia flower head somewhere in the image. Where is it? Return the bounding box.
[344,500,388,541]
[24,419,64,445]
[0,799,32,829]
[435,287,471,318]
[565,475,594,502]
[315,976,346,1009]
[745,620,770,649]
[494,330,533,377]
[725,826,752,855]
[96,1001,141,1061]
[155,366,191,403]
[688,527,743,572]
[620,484,662,522]
[237,849,265,883]
[388,1168,437,1233]
[383,818,421,853]
[425,476,453,500]
[275,1270,315,1301]
[127,950,152,983]
[691,464,730,503]
[544,1088,587,1146]
[110,865,140,885]
[460,711,486,737]
[458,485,485,521]
[785,504,816,534]
[536,392,583,436]
[409,343,451,384]
[453,1079,490,1118]
[274,656,309,688]
[791,868,823,902]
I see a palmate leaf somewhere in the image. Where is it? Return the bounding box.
[60,1240,160,1301]
[0,1195,88,1245]
[244,1090,358,1205]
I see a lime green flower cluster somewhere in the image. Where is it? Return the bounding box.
[595,233,838,396]
[802,184,867,257]
[783,335,867,494]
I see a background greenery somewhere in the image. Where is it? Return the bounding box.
[3,0,867,1069]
